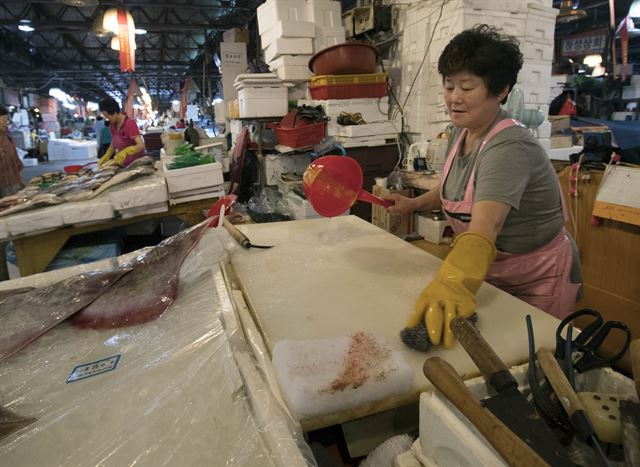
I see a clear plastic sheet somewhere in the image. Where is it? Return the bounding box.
[0,227,315,467]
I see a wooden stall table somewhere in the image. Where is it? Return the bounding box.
[13,198,217,277]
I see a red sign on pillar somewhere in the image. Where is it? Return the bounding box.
[117,9,135,73]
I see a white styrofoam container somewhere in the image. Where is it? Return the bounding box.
[522,40,554,63]
[285,191,322,219]
[264,37,313,63]
[546,145,584,161]
[60,200,115,225]
[269,54,312,68]
[612,111,638,121]
[47,140,98,161]
[274,65,311,82]
[519,84,552,105]
[306,0,342,28]
[238,86,288,118]
[264,153,311,186]
[415,214,451,244]
[622,86,640,100]
[518,62,553,87]
[525,5,558,44]
[313,26,346,53]
[441,0,530,12]
[536,119,552,139]
[108,174,169,211]
[261,20,316,48]
[298,97,389,123]
[163,161,223,195]
[418,364,637,467]
[327,121,398,138]
[6,207,64,236]
[257,0,308,35]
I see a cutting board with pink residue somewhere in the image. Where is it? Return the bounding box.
[230,216,561,430]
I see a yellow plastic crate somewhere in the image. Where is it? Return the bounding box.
[309,73,387,87]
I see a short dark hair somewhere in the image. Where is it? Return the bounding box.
[0,105,7,117]
[99,97,120,115]
[438,24,523,104]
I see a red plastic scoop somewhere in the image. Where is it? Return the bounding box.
[303,155,392,217]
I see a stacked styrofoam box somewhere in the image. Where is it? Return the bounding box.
[234,73,289,118]
[306,0,345,52]
[258,0,345,82]
[264,153,311,186]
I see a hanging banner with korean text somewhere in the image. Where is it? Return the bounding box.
[562,28,608,57]
[117,9,135,73]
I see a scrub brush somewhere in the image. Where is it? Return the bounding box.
[400,314,479,351]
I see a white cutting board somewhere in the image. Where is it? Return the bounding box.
[231,216,561,428]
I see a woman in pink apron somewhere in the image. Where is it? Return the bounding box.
[98,97,145,168]
[386,25,582,349]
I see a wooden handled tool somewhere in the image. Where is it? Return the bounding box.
[450,317,575,466]
[222,218,272,249]
[538,347,612,467]
[450,316,515,391]
[423,357,550,467]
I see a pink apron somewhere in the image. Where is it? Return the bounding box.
[111,116,145,166]
[440,119,580,319]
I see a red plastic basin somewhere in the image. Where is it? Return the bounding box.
[308,42,379,75]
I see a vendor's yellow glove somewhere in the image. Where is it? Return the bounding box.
[98,145,115,168]
[113,145,140,166]
[407,232,497,348]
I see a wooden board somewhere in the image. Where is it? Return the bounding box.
[230,216,561,429]
[593,165,640,226]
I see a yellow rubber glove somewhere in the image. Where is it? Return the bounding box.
[98,145,115,168]
[407,232,497,348]
[113,145,140,166]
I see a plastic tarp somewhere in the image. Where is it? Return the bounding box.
[0,227,315,467]
[572,116,640,152]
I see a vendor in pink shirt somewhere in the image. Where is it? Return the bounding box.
[98,97,145,168]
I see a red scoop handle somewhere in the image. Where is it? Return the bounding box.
[357,190,393,208]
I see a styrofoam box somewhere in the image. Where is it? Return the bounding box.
[264,37,313,63]
[546,145,583,161]
[47,140,98,161]
[269,54,312,68]
[163,161,223,195]
[257,0,308,35]
[107,174,169,211]
[306,0,342,28]
[522,40,554,63]
[60,199,114,225]
[264,153,311,185]
[440,0,531,12]
[274,65,311,82]
[622,86,640,100]
[519,84,551,105]
[238,86,288,118]
[313,26,346,53]
[261,20,316,48]
[525,5,558,44]
[285,191,322,219]
[327,121,398,138]
[518,62,552,86]
[6,207,64,236]
[418,364,637,467]
[298,97,389,123]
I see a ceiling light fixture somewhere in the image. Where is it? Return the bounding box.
[135,28,147,35]
[630,0,640,17]
[18,19,35,32]
[557,0,587,23]
[583,54,603,67]
[60,0,99,6]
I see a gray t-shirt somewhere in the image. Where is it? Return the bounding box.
[442,111,564,254]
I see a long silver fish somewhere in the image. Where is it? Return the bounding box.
[0,269,130,362]
[0,194,63,217]
[88,166,155,199]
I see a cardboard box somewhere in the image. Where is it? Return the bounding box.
[548,115,570,134]
[549,134,572,149]
[223,27,248,43]
[371,186,413,238]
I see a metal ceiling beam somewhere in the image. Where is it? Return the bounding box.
[21,0,251,12]
[0,20,228,32]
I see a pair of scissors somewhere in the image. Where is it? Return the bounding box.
[555,308,631,373]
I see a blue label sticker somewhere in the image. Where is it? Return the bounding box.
[66,355,121,383]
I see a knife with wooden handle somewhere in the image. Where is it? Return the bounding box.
[423,357,550,467]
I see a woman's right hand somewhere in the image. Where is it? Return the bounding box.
[383,193,414,215]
